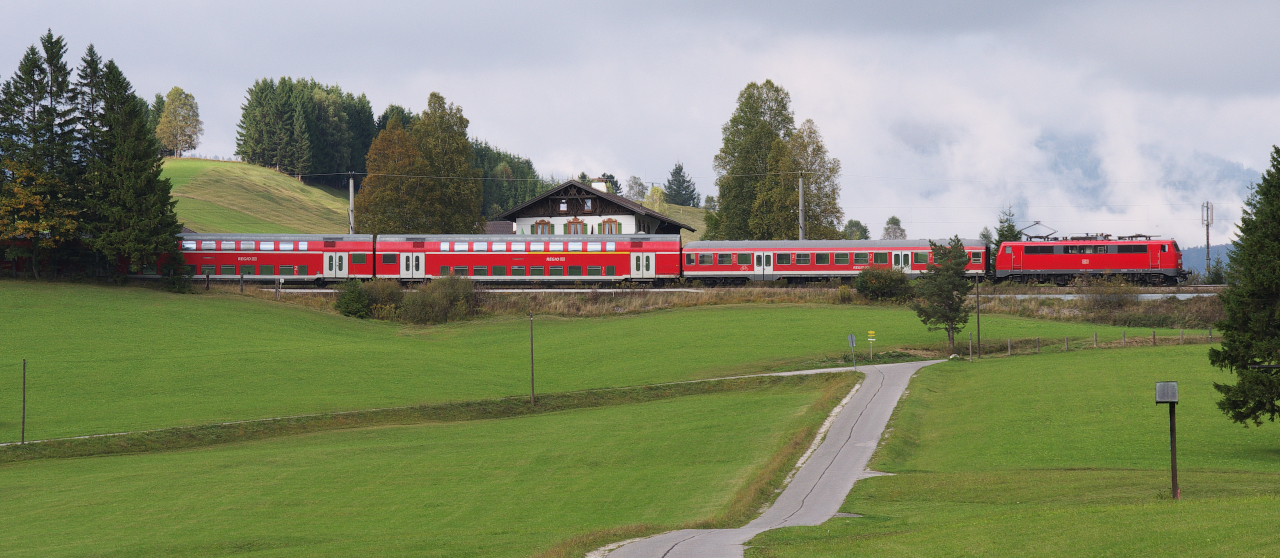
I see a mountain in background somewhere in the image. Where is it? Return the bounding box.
[1178,243,1233,274]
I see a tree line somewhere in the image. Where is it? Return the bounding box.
[0,31,182,279]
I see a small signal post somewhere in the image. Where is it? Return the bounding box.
[1155,381,1179,500]
[867,331,876,360]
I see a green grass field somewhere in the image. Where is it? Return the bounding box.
[0,378,835,557]
[0,281,1198,442]
[162,158,350,234]
[746,345,1280,556]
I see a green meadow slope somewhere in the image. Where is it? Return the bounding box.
[747,345,1280,557]
[162,158,349,234]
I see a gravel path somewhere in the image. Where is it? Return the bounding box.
[599,360,941,558]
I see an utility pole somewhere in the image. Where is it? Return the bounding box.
[21,359,26,444]
[798,174,806,240]
[1202,201,1213,279]
[348,173,356,235]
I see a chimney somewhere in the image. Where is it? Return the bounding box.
[590,178,608,192]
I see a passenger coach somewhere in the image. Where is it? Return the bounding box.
[683,239,988,285]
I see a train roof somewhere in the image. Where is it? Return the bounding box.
[179,233,373,241]
[685,239,984,249]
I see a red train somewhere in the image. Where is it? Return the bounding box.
[993,235,1186,285]
[166,234,989,286]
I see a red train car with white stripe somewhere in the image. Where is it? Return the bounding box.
[994,236,1186,285]
[682,239,988,285]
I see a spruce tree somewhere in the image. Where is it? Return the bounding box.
[1210,145,1280,426]
[908,236,973,355]
[83,61,181,274]
[663,162,699,207]
[710,80,794,240]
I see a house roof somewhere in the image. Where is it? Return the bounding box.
[495,180,696,232]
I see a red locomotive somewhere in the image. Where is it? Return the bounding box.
[994,234,1186,285]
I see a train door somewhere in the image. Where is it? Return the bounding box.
[327,252,349,279]
[892,252,908,271]
[633,251,654,280]
[754,252,773,281]
[1010,246,1022,270]
[401,253,424,279]
[1149,244,1161,269]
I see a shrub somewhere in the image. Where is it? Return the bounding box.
[361,279,404,307]
[1076,274,1138,311]
[855,266,912,302]
[837,284,854,304]
[335,280,371,318]
[400,276,477,324]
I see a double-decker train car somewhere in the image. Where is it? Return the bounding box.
[169,233,681,285]
[994,235,1186,285]
[682,239,988,285]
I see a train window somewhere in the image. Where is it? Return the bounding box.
[699,253,713,265]
[1118,245,1148,253]
[185,264,197,275]
[473,266,488,276]
[261,242,275,251]
[280,242,295,251]
[797,253,811,265]
[299,265,308,275]
[686,253,695,265]
[970,252,982,264]
[606,242,616,251]
[893,254,901,266]
[240,265,255,275]
[568,265,583,275]
[835,253,849,265]
[816,253,831,265]
[414,256,419,272]
[549,242,564,252]
[200,265,215,275]
[240,241,255,251]
[351,254,367,265]
[645,256,650,272]
[220,241,235,251]
[606,265,616,275]
[200,241,216,250]
[512,266,526,276]
[474,242,487,252]
[531,266,546,276]
[737,253,751,265]
[765,254,772,266]
[493,243,506,252]
[530,242,545,252]
[1161,245,1168,252]
[550,266,564,276]
[493,266,507,276]
[587,266,602,276]
[1025,246,1056,254]
[182,241,197,250]
[1063,246,1077,254]
[854,253,868,265]
[220,265,235,275]
[756,255,762,266]
[455,242,469,252]
[636,256,641,271]
[260,265,274,275]
[405,257,410,272]
[453,266,469,276]
[718,253,732,265]
[776,253,791,265]
[440,266,451,276]
[873,253,888,265]
[382,253,397,265]
[569,242,583,251]
[587,242,602,252]
[913,252,928,264]
[511,242,526,252]
[1005,246,1011,254]
[1095,246,1108,253]
[280,265,295,276]
[298,242,308,251]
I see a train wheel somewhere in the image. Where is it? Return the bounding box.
[314,277,326,288]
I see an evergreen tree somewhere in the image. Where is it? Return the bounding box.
[0,46,46,166]
[147,93,165,142]
[908,236,973,355]
[663,162,699,207]
[709,79,794,240]
[1210,146,1280,426]
[74,44,106,169]
[995,205,1020,246]
[472,139,544,217]
[376,104,417,130]
[35,31,79,184]
[83,61,181,274]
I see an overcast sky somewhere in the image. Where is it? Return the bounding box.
[7,1,1279,245]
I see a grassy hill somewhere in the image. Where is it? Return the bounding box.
[162,158,350,234]
[641,200,706,244]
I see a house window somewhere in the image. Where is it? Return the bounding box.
[600,219,620,234]
[584,199,593,212]
[565,218,586,235]
[532,220,553,235]
[558,200,568,212]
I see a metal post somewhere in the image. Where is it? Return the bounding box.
[798,175,805,241]
[1008,338,1011,356]
[1169,402,1179,499]
[21,359,26,444]
[969,332,973,362]
[975,278,982,359]
[240,274,244,293]
[275,279,281,300]
[1094,332,1098,348]
[1122,331,1126,346]
[1153,330,1157,346]
[1180,329,1184,344]
[529,311,535,405]
[1202,201,1212,281]
[205,274,210,290]
[349,173,356,235]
